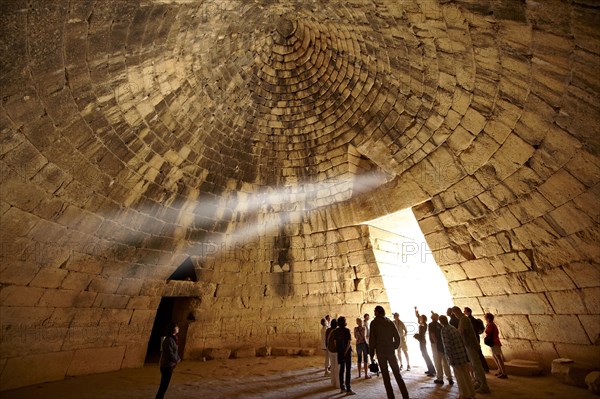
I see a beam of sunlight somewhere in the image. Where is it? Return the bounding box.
[181,171,390,262]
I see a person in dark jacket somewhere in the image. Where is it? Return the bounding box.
[464,306,490,372]
[429,312,453,385]
[330,316,355,395]
[156,322,181,399]
[415,308,436,376]
[447,307,459,328]
[369,306,410,399]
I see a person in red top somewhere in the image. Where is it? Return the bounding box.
[484,313,508,379]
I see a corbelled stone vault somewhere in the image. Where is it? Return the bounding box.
[0,0,598,390]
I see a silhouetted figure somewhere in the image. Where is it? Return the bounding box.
[429,312,453,385]
[447,307,459,328]
[452,306,490,394]
[369,306,410,399]
[155,322,181,399]
[326,318,340,388]
[464,306,489,372]
[331,316,355,395]
[415,307,435,376]
[321,318,330,376]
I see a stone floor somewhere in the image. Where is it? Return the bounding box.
[5,356,596,399]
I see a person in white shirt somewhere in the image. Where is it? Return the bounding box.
[363,313,371,364]
[321,318,330,376]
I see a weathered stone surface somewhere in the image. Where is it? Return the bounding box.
[530,315,591,345]
[232,346,256,358]
[505,359,544,376]
[271,347,302,356]
[66,347,126,376]
[204,348,232,360]
[0,351,74,391]
[552,358,599,388]
[0,0,599,391]
[585,371,600,394]
[256,347,272,357]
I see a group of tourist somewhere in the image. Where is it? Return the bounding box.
[321,306,410,397]
[321,305,508,399]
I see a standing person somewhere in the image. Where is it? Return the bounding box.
[155,322,181,399]
[325,314,331,328]
[447,307,459,328]
[321,318,330,376]
[369,306,410,399]
[429,313,453,385]
[326,319,340,388]
[363,313,371,363]
[439,315,476,399]
[415,307,436,376]
[330,316,355,395]
[465,307,490,372]
[354,318,371,379]
[484,313,508,379]
[452,306,490,394]
[392,313,410,371]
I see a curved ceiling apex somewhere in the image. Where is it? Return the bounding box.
[275,16,296,39]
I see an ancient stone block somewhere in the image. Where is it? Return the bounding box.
[257,346,271,357]
[546,202,595,236]
[585,371,600,394]
[121,343,147,369]
[204,348,232,360]
[0,285,45,307]
[564,149,600,187]
[489,134,535,180]
[496,315,535,340]
[530,315,590,344]
[271,347,301,356]
[552,358,598,388]
[232,346,256,358]
[490,252,529,273]
[0,351,73,391]
[448,279,482,298]
[479,293,553,315]
[563,262,600,287]
[546,290,587,314]
[539,170,587,208]
[38,289,81,308]
[460,258,496,279]
[67,346,126,376]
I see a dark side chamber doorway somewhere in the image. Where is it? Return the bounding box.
[145,296,197,363]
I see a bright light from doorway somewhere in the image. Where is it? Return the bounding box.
[364,207,453,336]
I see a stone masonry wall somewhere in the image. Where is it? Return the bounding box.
[0,0,598,390]
[183,224,388,359]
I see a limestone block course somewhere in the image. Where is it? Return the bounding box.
[66,346,126,376]
[479,293,553,315]
[530,315,591,345]
[0,351,74,391]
